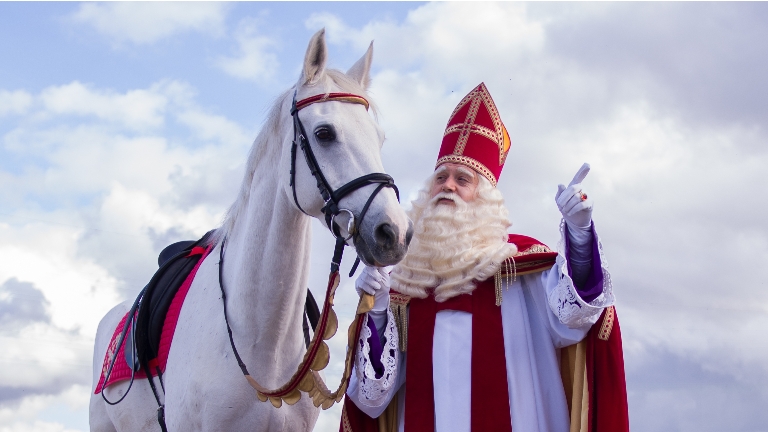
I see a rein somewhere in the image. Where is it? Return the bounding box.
[218,90,400,410]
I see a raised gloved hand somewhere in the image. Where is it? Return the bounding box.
[354,265,391,312]
[555,163,594,230]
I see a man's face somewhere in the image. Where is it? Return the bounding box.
[430,163,479,205]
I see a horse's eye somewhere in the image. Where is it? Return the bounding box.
[314,126,335,142]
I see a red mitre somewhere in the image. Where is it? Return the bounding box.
[436,83,511,187]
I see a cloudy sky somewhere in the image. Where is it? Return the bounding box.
[1,2,767,431]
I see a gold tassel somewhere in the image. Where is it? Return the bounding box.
[495,257,518,307]
[494,266,503,306]
[508,256,517,284]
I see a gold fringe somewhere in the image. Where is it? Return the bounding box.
[494,257,517,306]
[495,266,502,306]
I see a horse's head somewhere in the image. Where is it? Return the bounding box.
[281,29,412,267]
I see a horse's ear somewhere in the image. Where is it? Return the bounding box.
[347,41,374,90]
[303,29,328,84]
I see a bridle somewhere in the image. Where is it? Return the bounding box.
[289,90,399,273]
[216,89,402,410]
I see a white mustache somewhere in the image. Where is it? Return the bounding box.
[430,192,463,206]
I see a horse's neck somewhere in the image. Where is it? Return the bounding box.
[222,176,312,385]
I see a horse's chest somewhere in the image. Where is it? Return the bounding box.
[162,262,317,431]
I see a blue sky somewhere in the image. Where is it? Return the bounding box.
[1,2,767,432]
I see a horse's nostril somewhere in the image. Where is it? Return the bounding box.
[374,223,397,249]
[405,223,414,247]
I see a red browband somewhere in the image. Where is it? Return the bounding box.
[295,92,369,111]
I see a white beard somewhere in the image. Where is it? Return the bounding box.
[391,176,516,302]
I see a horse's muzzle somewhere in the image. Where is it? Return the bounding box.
[355,215,413,267]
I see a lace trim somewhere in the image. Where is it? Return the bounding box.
[355,309,400,407]
[548,220,615,328]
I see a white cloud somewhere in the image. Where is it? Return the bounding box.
[3,80,251,203]
[0,90,33,116]
[39,82,167,131]
[215,20,279,82]
[70,2,229,45]
[0,222,121,334]
[308,2,545,81]
[0,78,252,419]
[0,384,88,432]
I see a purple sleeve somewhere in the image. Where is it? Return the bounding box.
[565,222,604,303]
[366,317,385,379]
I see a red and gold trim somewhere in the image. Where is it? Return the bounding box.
[435,154,499,187]
[296,92,369,111]
[597,306,615,341]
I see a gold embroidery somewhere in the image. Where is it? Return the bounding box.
[498,259,556,278]
[435,154,497,186]
[598,306,615,341]
[389,293,411,352]
[515,244,553,256]
[453,94,483,155]
[444,123,500,145]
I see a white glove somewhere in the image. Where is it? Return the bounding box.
[556,163,594,230]
[354,266,391,312]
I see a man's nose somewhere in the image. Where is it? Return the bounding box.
[442,177,457,192]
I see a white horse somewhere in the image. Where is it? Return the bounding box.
[90,29,412,431]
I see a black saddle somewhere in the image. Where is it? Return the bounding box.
[124,231,320,373]
[124,231,213,373]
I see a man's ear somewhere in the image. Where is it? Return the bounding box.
[302,29,328,84]
[346,41,373,90]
